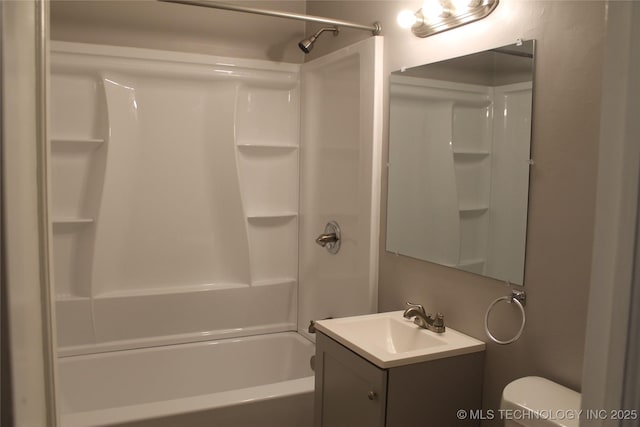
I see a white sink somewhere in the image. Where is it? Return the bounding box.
[314,311,485,368]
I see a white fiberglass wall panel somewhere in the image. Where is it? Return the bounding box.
[298,37,383,340]
[93,76,249,293]
[387,76,492,268]
[387,93,459,265]
[50,73,107,140]
[486,82,533,284]
[50,42,299,354]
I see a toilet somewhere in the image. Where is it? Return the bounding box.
[501,376,581,427]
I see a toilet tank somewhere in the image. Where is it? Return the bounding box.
[500,376,581,427]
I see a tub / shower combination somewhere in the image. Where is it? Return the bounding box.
[51,36,381,426]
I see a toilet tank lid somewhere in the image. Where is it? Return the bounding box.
[502,376,581,426]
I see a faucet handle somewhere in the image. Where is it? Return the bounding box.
[406,302,427,316]
[432,312,446,332]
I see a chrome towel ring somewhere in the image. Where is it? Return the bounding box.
[484,290,526,345]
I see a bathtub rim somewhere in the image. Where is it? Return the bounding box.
[61,376,314,427]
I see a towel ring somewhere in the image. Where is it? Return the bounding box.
[484,290,526,345]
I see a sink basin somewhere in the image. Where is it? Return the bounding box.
[314,311,485,368]
[333,315,447,354]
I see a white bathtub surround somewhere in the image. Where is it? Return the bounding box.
[51,38,383,426]
[51,39,382,355]
[51,42,300,355]
[59,333,314,427]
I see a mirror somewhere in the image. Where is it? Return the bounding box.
[386,40,535,285]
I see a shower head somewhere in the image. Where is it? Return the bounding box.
[298,37,315,54]
[298,27,339,54]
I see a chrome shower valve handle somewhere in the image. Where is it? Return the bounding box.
[315,221,341,254]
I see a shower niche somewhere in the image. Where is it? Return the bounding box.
[50,69,109,348]
[235,85,299,286]
[50,43,301,355]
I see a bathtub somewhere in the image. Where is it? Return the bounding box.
[58,332,315,427]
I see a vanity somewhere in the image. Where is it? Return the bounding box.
[313,312,485,426]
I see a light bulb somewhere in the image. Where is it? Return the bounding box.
[450,0,470,11]
[396,9,417,29]
[450,0,480,11]
[421,0,446,20]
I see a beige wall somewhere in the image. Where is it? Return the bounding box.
[51,0,307,63]
[306,1,605,424]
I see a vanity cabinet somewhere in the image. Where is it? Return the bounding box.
[314,331,388,427]
[314,332,484,427]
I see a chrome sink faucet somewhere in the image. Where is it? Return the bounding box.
[403,302,446,333]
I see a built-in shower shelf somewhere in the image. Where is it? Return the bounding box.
[96,282,250,299]
[451,100,493,112]
[51,137,105,148]
[56,294,91,302]
[453,149,490,157]
[247,212,297,220]
[52,217,95,225]
[457,258,485,267]
[251,277,297,287]
[459,205,488,214]
[457,259,486,274]
[237,143,298,150]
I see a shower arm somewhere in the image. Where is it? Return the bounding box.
[158,0,382,35]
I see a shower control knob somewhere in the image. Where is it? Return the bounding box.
[367,391,377,401]
[315,221,341,254]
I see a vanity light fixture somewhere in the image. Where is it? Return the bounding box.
[397,0,498,37]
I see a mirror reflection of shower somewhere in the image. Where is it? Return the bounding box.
[386,40,536,286]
